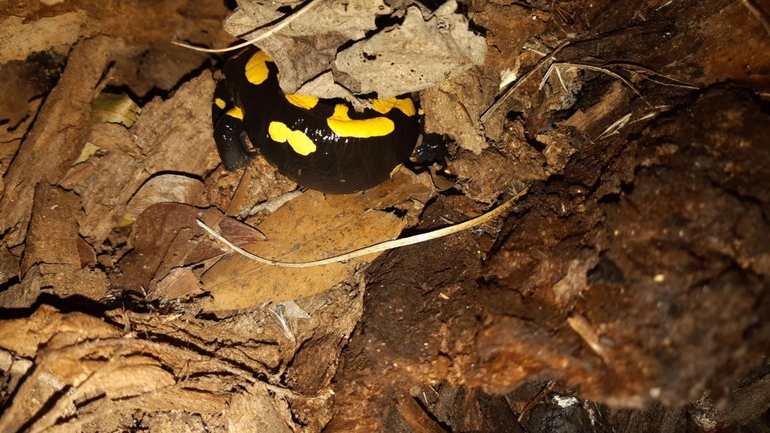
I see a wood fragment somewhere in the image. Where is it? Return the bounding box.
[0,36,112,247]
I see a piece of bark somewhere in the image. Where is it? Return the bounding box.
[421,67,499,154]
[0,36,112,247]
[0,12,89,62]
[21,184,83,276]
[0,265,42,309]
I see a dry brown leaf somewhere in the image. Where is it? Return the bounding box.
[200,171,433,310]
[335,1,488,98]
[151,267,202,300]
[112,203,263,296]
[222,0,486,99]
[59,74,217,244]
[125,174,205,217]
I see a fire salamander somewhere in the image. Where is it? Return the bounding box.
[212,46,421,194]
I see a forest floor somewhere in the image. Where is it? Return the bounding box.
[1,0,769,432]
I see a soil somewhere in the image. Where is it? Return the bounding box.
[1,0,769,432]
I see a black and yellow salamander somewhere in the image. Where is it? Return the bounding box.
[212,45,421,194]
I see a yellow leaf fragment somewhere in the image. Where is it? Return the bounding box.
[90,93,141,127]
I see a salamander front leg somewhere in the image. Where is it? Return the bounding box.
[212,81,254,170]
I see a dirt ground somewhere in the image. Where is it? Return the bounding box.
[1,0,769,432]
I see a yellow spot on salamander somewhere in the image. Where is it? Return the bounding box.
[390,164,402,178]
[245,51,274,85]
[268,121,317,156]
[285,93,319,110]
[226,107,244,120]
[370,97,417,117]
[327,104,394,138]
[214,98,226,109]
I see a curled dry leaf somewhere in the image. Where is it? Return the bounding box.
[222,0,486,99]
[224,0,388,42]
[125,173,205,217]
[335,1,488,98]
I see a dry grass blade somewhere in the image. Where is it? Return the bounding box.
[540,62,651,107]
[480,41,569,124]
[198,187,529,268]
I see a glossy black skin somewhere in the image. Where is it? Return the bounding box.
[212,46,420,194]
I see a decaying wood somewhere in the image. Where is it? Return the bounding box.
[0,36,112,247]
[2,0,770,431]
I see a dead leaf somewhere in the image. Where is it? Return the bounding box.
[200,170,433,310]
[152,267,202,300]
[223,0,388,96]
[59,73,217,244]
[335,1,488,98]
[72,142,104,166]
[125,173,205,217]
[223,0,486,99]
[90,93,141,127]
[112,203,264,297]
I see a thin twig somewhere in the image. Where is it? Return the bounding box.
[597,112,632,140]
[740,0,770,35]
[540,62,651,107]
[198,188,529,268]
[172,0,326,53]
[600,62,699,89]
[480,41,570,124]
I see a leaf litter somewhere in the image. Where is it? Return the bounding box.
[1,0,770,431]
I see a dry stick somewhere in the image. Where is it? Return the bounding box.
[197,187,529,268]
[740,0,770,35]
[600,62,699,90]
[540,62,651,107]
[171,0,326,53]
[480,41,569,124]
